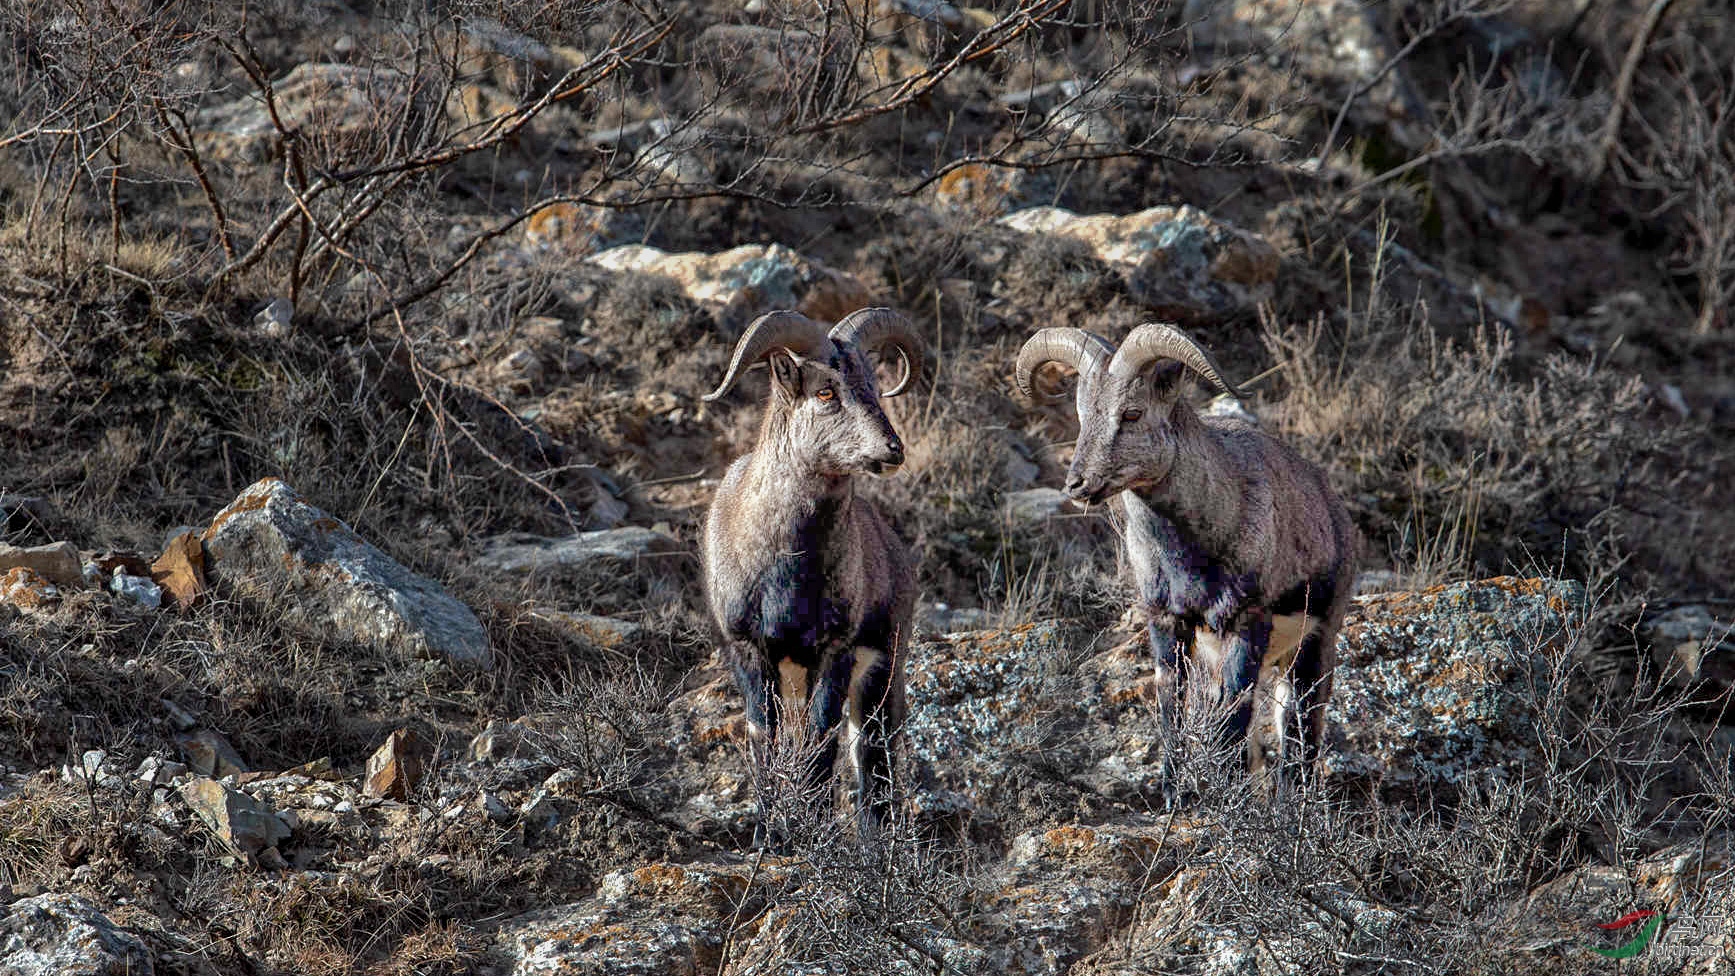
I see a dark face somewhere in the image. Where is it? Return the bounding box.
[769,344,905,477]
[1064,361,1186,503]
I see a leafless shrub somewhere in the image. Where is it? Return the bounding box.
[1260,228,1691,588]
[1613,27,1735,334]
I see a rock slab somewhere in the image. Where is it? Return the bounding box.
[202,478,491,667]
[182,777,293,857]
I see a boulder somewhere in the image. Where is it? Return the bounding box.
[999,205,1280,324]
[588,242,878,335]
[905,620,1165,806]
[0,895,154,976]
[1326,577,1587,788]
[0,542,81,588]
[202,478,491,667]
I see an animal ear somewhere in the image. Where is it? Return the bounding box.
[769,350,804,401]
[1143,360,1187,397]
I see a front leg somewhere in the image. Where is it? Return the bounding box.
[1193,612,1271,753]
[1143,612,1192,809]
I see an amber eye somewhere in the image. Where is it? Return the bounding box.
[1121,408,1143,422]
[815,387,836,402]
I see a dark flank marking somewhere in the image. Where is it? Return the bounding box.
[1270,571,1339,618]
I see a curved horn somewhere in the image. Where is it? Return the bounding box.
[1014,328,1115,402]
[702,310,836,402]
[829,307,923,397]
[1108,323,1245,400]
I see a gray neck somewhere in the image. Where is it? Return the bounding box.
[1131,408,1241,551]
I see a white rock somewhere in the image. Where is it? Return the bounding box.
[255,297,293,336]
[110,572,163,608]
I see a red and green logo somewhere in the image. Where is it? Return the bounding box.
[1591,910,1664,959]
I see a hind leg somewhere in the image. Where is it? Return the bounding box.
[1290,624,1334,778]
[844,647,900,831]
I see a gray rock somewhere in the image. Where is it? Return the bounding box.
[494,861,762,975]
[181,777,292,857]
[478,527,682,578]
[109,572,162,608]
[202,478,491,667]
[1326,577,1587,787]
[998,205,1280,325]
[0,894,154,976]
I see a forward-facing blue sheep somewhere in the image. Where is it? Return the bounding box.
[702,307,922,835]
[1017,324,1357,785]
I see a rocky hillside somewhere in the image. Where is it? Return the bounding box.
[3,0,1734,973]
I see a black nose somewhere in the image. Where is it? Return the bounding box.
[883,438,905,467]
[1063,475,1090,499]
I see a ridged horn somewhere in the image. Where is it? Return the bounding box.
[829,307,923,397]
[1014,328,1115,402]
[702,310,837,402]
[1107,323,1244,400]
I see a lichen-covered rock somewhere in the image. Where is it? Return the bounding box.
[0,567,61,611]
[202,478,491,667]
[999,205,1280,324]
[0,895,154,976]
[587,242,878,334]
[973,821,1208,975]
[493,862,767,975]
[905,621,1167,809]
[1326,577,1587,787]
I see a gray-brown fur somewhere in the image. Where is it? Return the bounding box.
[1017,323,1357,785]
[703,308,921,837]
